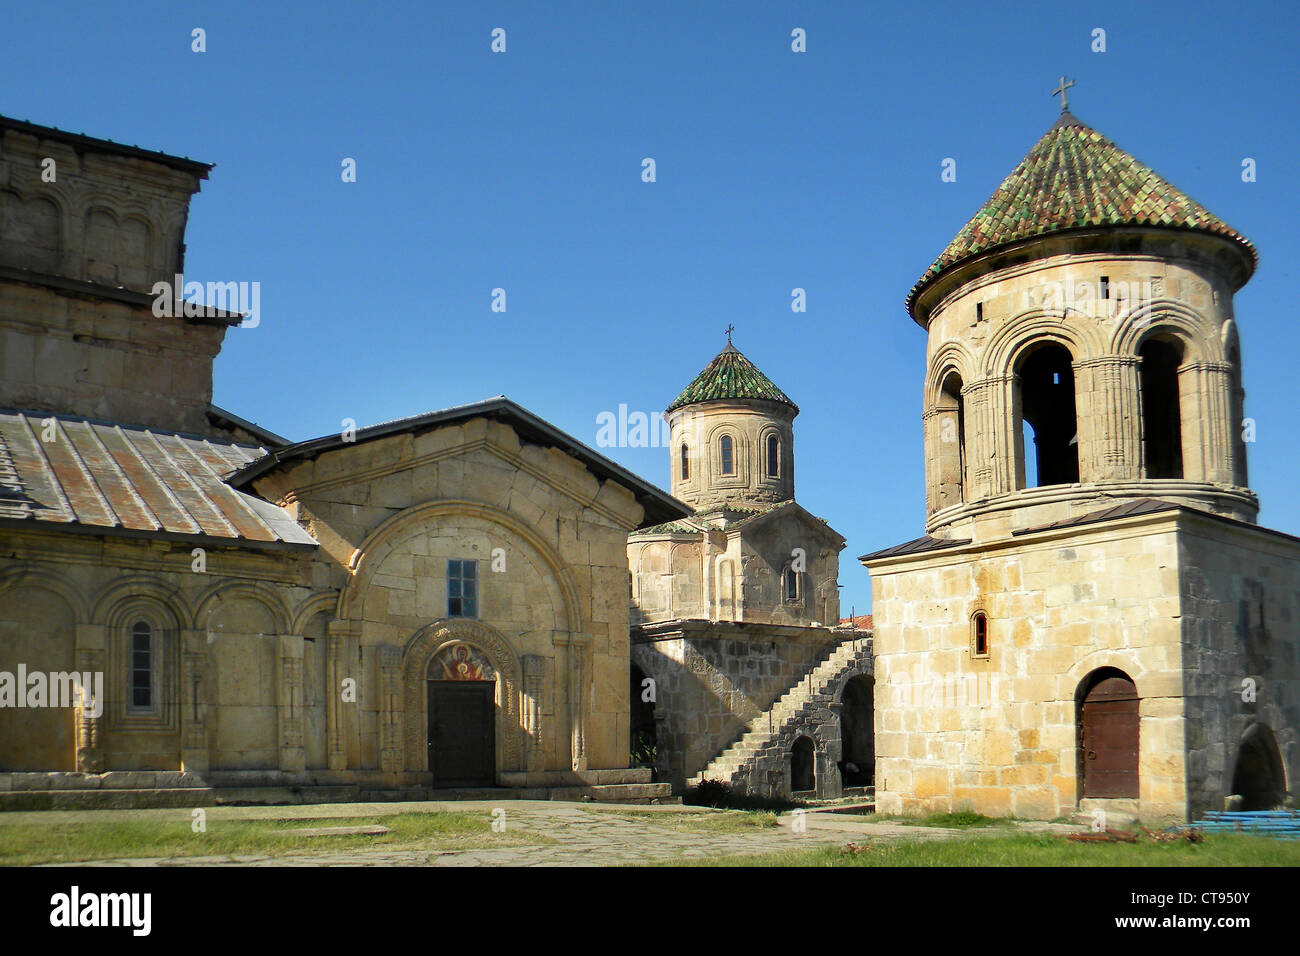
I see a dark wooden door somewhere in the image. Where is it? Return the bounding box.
[427,680,496,787]
[1081,675,1139,798]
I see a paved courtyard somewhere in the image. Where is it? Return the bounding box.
[2,800,1081,867]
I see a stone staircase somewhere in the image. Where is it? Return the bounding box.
[689,637,872,796]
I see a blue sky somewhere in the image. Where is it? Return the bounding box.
[4,1,1297,613]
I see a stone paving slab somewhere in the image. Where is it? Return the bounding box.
[15,800,1083,867]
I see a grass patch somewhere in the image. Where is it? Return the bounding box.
[0,811,550,866]
[674,832,1300,867]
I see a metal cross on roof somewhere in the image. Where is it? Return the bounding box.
[724,323,735,345]
[1052,75,1075,111]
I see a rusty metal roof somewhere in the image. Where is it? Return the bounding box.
[0,411,316,549]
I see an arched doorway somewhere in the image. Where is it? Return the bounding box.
[1077,668,1139,799]
[427,642,497,787]
[1016,343,1080,488]
[791,736,815,793]
[629,663,657,773]
[1232,724,1287,811]
[840,676,874,787]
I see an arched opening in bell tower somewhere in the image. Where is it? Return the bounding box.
[935,370,965,506]
[1015,344,1079,488]
[1139,336,1185,480]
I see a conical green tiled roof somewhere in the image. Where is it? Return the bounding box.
[906,112,1257,315]
[667,344,798,413]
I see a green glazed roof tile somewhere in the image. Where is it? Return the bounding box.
[667,344,798,413]
[906,112,1257,314]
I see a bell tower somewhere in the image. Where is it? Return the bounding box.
[910,110,1257,542]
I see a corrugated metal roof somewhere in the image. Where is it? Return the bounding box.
[0,411,316,548]
[858,534,972,563]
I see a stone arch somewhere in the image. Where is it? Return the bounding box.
[342,499,580,633]
[0,566,89,624]
[193,580,290,635]
[1111,299,1223,364]
[402,618,524,773]
[925,341,977,407]
[1231,723,1288,811]
[790,734,816,793]
[91,575,192,630]
[984,310,1103,379]
[837,673,875,787]
[290,592,338,637]
[0,187,64,273]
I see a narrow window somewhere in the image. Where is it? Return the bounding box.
[766,434,780,478]
[680,443,690,480]
[972,612,989,657]
[784,567,799,602]
[1017,344,1079,487]
[1100,276,1110,300]
[720,435,734,475]
[976,302,983,321]
[130,620,154,711]
[447,559,478,618]
[1139,337,1184,480]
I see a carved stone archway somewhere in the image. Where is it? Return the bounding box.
[401,619,524,774]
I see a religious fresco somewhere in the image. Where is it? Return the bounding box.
[430,642,496,682]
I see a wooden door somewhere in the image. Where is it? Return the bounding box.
[1081,675,1139,798]
[427,680,496,787]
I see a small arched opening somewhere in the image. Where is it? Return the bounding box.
[839,676,874,787]
[1016,343,1079,488]
[1231,724,1287,811]
[1076,668,1139,799]
[719,434,735,475]
[1139,336,1185,479]
[790,735,815,793]
[935,369,966,507]
[630,663,657,774]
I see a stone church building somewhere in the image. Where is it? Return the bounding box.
[0,107,1294,822]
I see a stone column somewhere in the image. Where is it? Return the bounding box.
[963,376,1013,498]
[554,633,589,772]
[277,634,305,773]
[377,644,404,774]
[1181,361,1234,485]
[74,642,104,773]
[180,629,210,772]
[522,654,545,772]
[325,619,358,771]
[1079,355,1142,482]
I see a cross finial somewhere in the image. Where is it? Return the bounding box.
[1052,75,1075,112]
[724,323,735,345]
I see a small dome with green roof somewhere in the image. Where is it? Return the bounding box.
[667,341,798,414]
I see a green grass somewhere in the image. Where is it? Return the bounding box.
[0,811,551,866]
[587,807,780,833]
[676,832,1300,867]
[866,810,1018,829]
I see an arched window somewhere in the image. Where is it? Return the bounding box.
[719,435,734,475]
[680,443,690,480]
[1016,344,1079,488]
[1139,336,1184,479]
[936,370,965,506]
[971,611,989,658]
[765,434,780,478]
[784,567,800,603]
[129,620,155,713]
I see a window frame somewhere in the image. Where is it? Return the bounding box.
[971,610,990,659]
[125,618,160,716]
[447,559,479,618]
